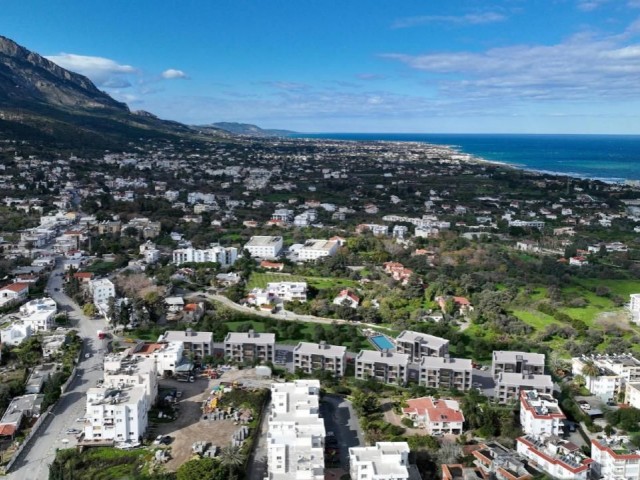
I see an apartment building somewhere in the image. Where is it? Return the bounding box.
[473,441,541,480]
[355,350,410,385]
[591,436,640,480]
[19,297,57,331]
[418,356,472,391]
[297,239,339,261]
[131,341,185,376]
[402,397,464,435]
[244,236,283,259]
[572,354,640,401]
[84,386,149,443]
[90,278,116,317]
[225,330,276,364]
[293,341,347,377]
[159,329,213,361]
[171,245,238,267]
[395,330,449,362]
[103,354,158,404]
[266,380,325,480]
[492,351,545,379]
[516,435,592,480]
[349,442,421,480]
[520,389,566,437]
[495,372,553,404]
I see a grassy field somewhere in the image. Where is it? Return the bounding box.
[247,272,358,291]
[50,447,151,480]
[512,309,560,329]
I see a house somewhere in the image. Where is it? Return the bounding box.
[355,224,389,236]
[293,341,347,377]
[355,350,410,385]
[516,240,540,253]
[225,330,276,364]
[591,436,640,480]
[435,296,473,315]
[395,330,449,362]
[19,297,57,331]
[165,296,185,313]
[569,256,589,267]
[516,435,591,480]
[260,260,284,271]
[244,236,283,259]
[419,356,473,391]
[441,464,484,480]
[520,389,566,437]
[0,322,32,346]
[0,394,44,439]
[267,381,325,480]
[73,271,94,284]
[383,262,414,285]
[349,442,421,480]
[0,282,29,307]
[402,397,464,435]
[332,289,360,309]
[492,351,546,380]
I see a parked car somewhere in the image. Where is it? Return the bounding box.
[66,428,81,435]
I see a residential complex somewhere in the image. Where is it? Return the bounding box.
[355,350,409,385]
[172,245,238,266]
[495,373,554,404]
[395,330,449,362]
[519,389,566,437]
[266,380,325,480]
[158,329,213,361]
[244,236,283,259]
[492,351,546,380]
[225,330,276,363]
[418,356,472,391]
[572,354,640,401]
[293,341,347,377]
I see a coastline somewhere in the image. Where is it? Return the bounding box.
[290,132,634,185]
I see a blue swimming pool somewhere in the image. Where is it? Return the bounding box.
[370,335,394,351]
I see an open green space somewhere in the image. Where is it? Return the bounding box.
[512,309,560,329]
[49,447,155,480]
[247,272,357,291]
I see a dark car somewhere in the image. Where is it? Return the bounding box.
[160,435,172,445]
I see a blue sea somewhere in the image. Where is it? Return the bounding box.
[292,133,640,182]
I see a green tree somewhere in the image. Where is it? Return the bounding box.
[352,390,379,416]
[177,458,226,480]
[83,303,97,317]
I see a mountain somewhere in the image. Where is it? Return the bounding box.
[205,122,296,137]
[0,35,210,150]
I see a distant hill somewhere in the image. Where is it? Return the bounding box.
[205,122,296,137]
[0,35,219,150]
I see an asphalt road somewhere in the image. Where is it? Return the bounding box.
[321,394,364,469]
[7,258,107,480]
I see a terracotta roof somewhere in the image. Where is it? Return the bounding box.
[402,396,464,424]
[0,424,17,436]
[74,272,93,279]
[183,303,199,312]
[1,282,29,293]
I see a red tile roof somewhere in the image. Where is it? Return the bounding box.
[1,282,29,293]
[402,396,465,424]
[0,424,17,436]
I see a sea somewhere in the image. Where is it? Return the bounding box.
[291,133,640,183]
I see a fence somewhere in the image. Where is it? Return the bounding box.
[2,405,53,474]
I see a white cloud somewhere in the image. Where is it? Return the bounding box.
[576,0,612,11]
[392,12,506,29]
[161,69,188,79]
[45,53,136,87]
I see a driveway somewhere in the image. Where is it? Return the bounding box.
[321,394,363,470]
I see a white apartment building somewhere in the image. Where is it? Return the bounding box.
[266,380,325,480]
[591,436,640,480]
[248,282,308,306]
[572,354,640,401]
[84,385,149,443]
[225,330,276,363]
[103,354,158,405]
[626,383,640,410]
[131,341,185,376]
[395,330,449,362]
[355,350,409,385]
[297,239,339,261]
[516,435,592,480]
[244,236,283,259]
[418,356,472,391]
[172,245,238,267]
[90,278,116,315]
[159,330,213,361]
[349,442,416,480]
[293,341,347,377]
[139,241,160,264]
[495,372,553,404]
[520,389,566,437]
[630,294,640,324]
[492,351,546,379]
[19,297,57,331]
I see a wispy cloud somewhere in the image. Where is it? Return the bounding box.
[392,12,506,29]
[261,81,310,91]
[576,0,612,11]
[356,73,386,81]
[161,68,188,79]
[45,53,136,87]
[381,21,640,103]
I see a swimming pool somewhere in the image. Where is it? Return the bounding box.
[370,335,394,351]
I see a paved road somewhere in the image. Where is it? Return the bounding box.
[321,394,363,469]
[7,259,107,480]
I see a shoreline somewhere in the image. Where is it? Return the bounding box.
[290,133,633,185]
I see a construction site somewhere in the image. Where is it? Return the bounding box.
[153,367,272,472]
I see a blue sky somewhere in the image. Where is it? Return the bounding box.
[3,0,640,133]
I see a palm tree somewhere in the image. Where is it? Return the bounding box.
[219,445,245,471]
[581,359,600,378]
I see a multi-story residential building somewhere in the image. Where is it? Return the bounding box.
[84,386,149,444]
[19,297,57,331]
[495,372,553,404]
[244,236,283,259]
[516,435,592,480]
[395,330,449,362]
[473,441,541,480]
[355,224,389,236]
[158,329,213,361]
[172,245,238,267]
[266,380,325,480]
[297,239,339,261]
[519,389,566,437]
[591,436,640,480]
[349,442,421,480]
[572,354,640,402]
[131,341,185,376]
[626,382,640,410]
[90,278,116,316]
[103,354,158,404]
[355,350,409,385]
[225,330,276,364]
[266,282,308,302]
[419,356,472,391]
[293,341,347,377]
[492,351,546,379]
[402,397,464,435]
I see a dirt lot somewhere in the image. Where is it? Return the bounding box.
[154,368,272,472]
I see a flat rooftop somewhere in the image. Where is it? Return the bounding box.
[294,341,346,356]
[420,356,472,370]
[397,330,449,347]
[357,349,410,366]
[300,239,337,251]
[493,350,545,365]
[245,236,282,246]
[161,330,212,343]
[498,372,553,388]
[225,331,275,344]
